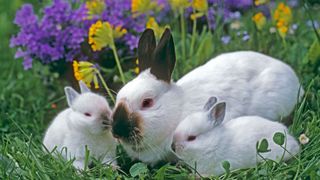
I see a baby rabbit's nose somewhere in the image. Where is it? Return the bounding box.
[101,111,111,121]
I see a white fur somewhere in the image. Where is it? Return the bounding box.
[43,82,117,169]
[173,112,300,176]
[115,51,303,164]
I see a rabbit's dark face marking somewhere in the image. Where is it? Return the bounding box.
[112,101,144,146]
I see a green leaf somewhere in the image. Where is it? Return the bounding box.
[256,138,271,153]
[273,132,285,146]
[195,32,214,64]
[129,162,149,178]
[258,169,268,176]
[222,160,230,173]
[307,40,320,64]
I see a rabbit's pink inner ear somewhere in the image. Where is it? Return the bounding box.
[151,28,176,83]
[209,102,226,126]
[64,87,79,108]
[137,29,156,72]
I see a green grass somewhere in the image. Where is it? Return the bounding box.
[1,1,320,179]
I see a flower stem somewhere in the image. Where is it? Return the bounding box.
[179,8,186,70]
[190,18,197,57]
[96,70,115,104]
[282,37,287,49]
[111,44,126,84]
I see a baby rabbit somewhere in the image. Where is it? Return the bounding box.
[43,81,117,170]
[172,97,300,176]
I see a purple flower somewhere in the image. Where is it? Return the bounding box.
[224,0,252,9]
[206,0,251,29]
[11,0,173,70]
[242,34,250,41]
[100,0,153,50]
[13,4,38,28]
[307,20,319,29]
[207,7,216,30]
[124,34,139,50]
[23,56,33,70]
[288,0,299,7]
[230,11,241,19]
[236,31,250,41]
[291,24,298,30]
[11,0,89,69]
[221,36,231,44]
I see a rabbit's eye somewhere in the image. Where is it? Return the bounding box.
[187,135,196,141]
[84,112,92,117]
[141,98,153,109]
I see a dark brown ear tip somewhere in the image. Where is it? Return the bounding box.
[139,29,156,43]
[161,28,172,40]
[141,28,155,36]
[163,28,171,34]
[157,28,174,50]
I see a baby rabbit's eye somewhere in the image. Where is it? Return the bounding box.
[84,112,92,117]
[141,98,154,109]
[187,135,196,141]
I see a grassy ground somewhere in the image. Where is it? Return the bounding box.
[1,1,320,179]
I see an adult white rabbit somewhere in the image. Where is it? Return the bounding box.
[111,28,303,165]
[43,81,117,169]
[172,97,300,176]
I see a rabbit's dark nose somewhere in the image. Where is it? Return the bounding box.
[112,101,144,144]
[112,102,132,139]
[112,118,134,140]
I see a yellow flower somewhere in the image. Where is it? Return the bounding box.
[273,3,292,39]
[190,12,205,20]
[73,61,100,89]
[192,0,208,13]
[85,0,105,19]
[113,25,128,38]
[252,12,266,30]
[131,0,158,16]
[134,67,140,74]
[146,17,169,39]
[273,2,292,26]
[169,0,191,10]
[277,25,288,38]
[134,59,140,74]
[254,0,269,6]
[89,21,127,51]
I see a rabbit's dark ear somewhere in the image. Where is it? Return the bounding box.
[138,29,156,72]
[151,28,176,83]
[203,96,218,111]
[208,102,226,126]
[64,87,79,108]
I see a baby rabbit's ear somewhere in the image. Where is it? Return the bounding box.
[208,102,226,126]
[138,29,156,72]
[203,96,218,111]
[79,80,90,94]
[64,87,80,108]
[151,28,176,83]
